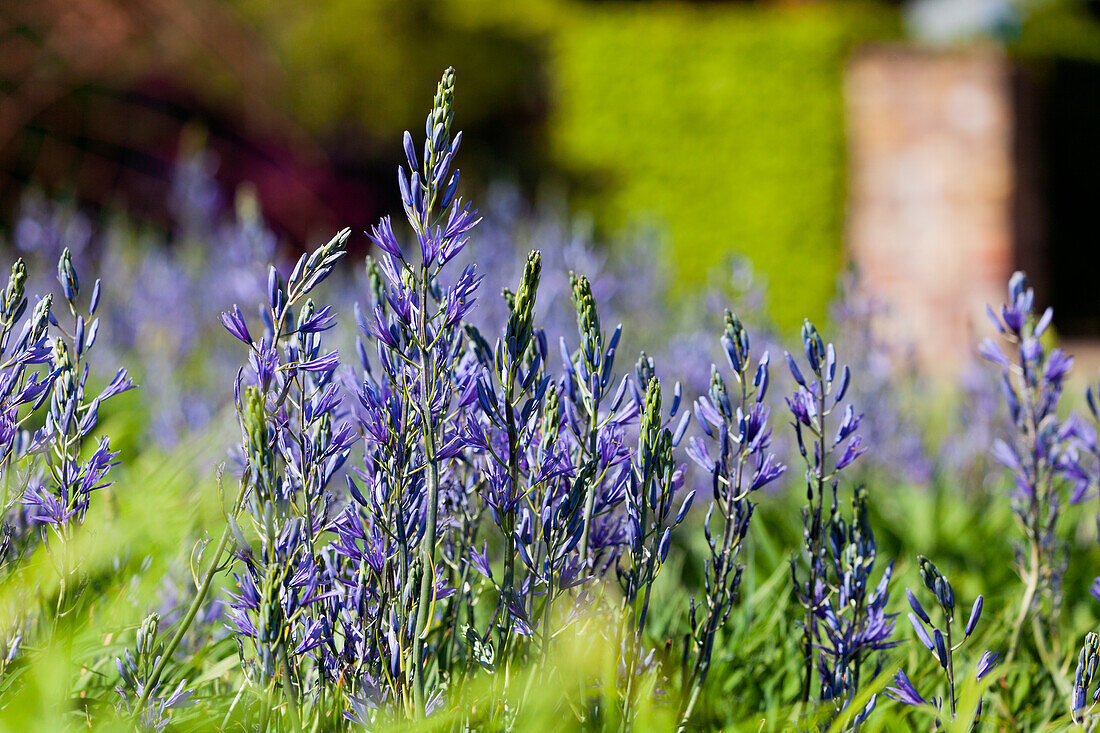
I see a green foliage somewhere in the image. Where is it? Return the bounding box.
[548,1,900,329]
[1014,0,1100,63]
[0,422,1095,729]
[219,0,900,328]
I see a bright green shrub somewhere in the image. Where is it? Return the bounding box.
[548,1,899,327]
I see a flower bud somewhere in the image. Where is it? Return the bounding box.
[907,588,930,625]
[505,251,541,367]
[570,273,601,368]
[965,595,983,636]
[30,294,52,342]
[3,259,27,321]
[933,628,948,669]
[640,378,662,477]
[57,248,79,303]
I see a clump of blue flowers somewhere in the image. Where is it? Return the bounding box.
[785,319,886,721]
[982,271,1083,662]
[11,62,1100,733]
[887,556,999,726]
[679,310,782,726]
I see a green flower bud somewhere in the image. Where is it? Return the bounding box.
[801,319,826,371]
[636,351,655,387]
[640,377,662,477]
[30,294,52,342]
[1083,632,1100,691]
[570,273,601,367]
[723,310,749,372]
[53,339,74,396]
[137,611,160,658]
[256,561,288,676]
[506,250,541,366]
[297,299,315,329]
[541,382,560,452]
[50,338,77,433]
[432,67,457,149]
[57,248,79,302]
[917,555,940,594]
[3,259,27,321]
[657,427,674,481]
[709,365,732,421]
[365,255,386,312]
[243,386,275,501]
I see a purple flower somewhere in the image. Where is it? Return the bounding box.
[885,669,929,707]
[294,304,337,334]
[965,596,983,636]
[976,650,1001,681]
[907,588,930,624]
[220,305,252,345]
[908,613,933,650]
[297,350,340,373]
[985,271,1084,636]
[366,216,403,260]
[248,339,279,390]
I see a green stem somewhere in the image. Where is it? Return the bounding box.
[278,640,302,726]
[801,377,827,710]
[136,477,246,714]
[1007,543,1040,665]
[578,403,599,560]
[678,685,702,733]
[412,266,441,717]
[946,617,956,720]
[500,372,519,647]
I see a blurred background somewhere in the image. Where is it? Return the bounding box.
[3,0,1100,431]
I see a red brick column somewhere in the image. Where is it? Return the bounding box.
[846,45,1014,374]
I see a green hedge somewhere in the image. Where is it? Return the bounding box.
[548,1,899,328]
[1013,0,1100,63]
[226,0,900,327]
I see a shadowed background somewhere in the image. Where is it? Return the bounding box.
[10,0,1100,335]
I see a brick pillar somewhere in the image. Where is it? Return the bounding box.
[846,45,1015,374]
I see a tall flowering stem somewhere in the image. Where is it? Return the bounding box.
[887,556,999,727]
[981,271,1082,662]
[133,471,247,719]
[116,612,194,731]
[571,273,614,563]
[495,251,542,648]
[219,227,350,725]
[560,274,635,578]
[815,486,896,727]
[0,247,133,713]
[27,248,133,625]
[350,66,481,717]
[618,373,691,727]
[0,258,53,493]
[34,249,132,530]
[679,311,783,728]
[786,320,865,709]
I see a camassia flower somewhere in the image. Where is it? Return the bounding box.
[329,67,481,717]
[65,63,918,731]
[887,556,999,727]
[21,249,134,537]
[0,249,136,687]
[216,226,350,723]
[981,271,1084,661]
[785,319,870,715]
[814,486,897,725]
[679,310,783,727]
